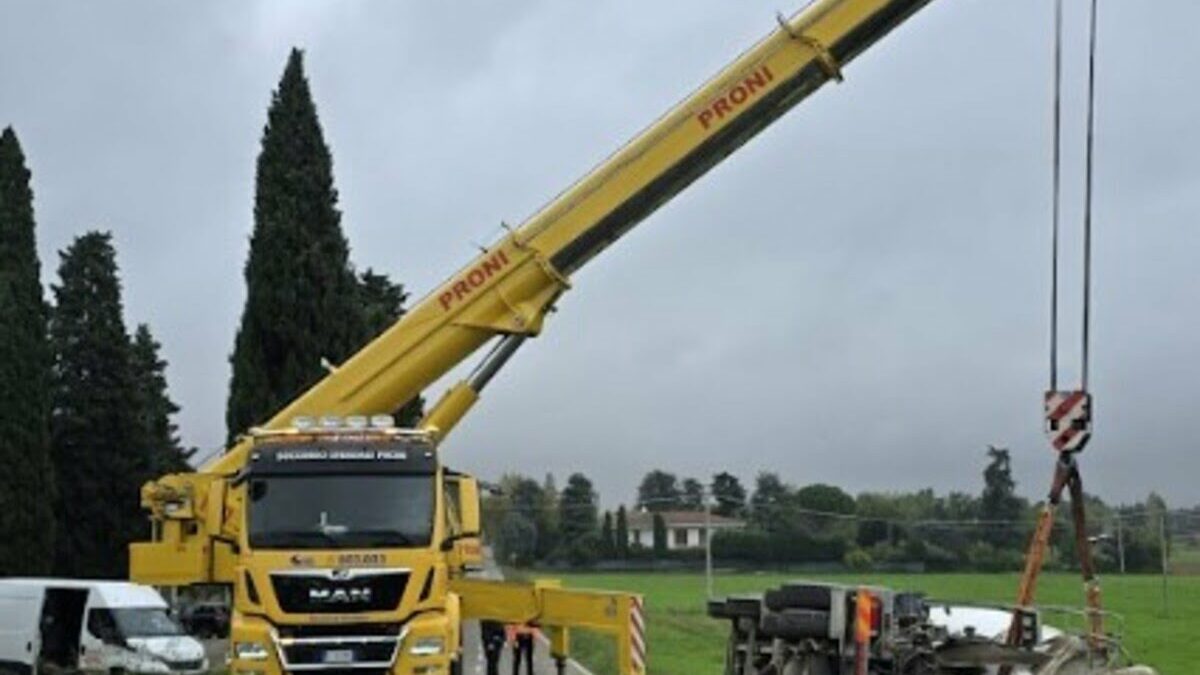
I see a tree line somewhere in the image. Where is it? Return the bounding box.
[486,447,1181,573]
[0,48,418,577]
[0,130,192,577]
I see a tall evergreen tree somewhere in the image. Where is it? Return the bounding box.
[749,472,791,533]
[50,232,148,577]
[980,445,1024,547]
[600,511,615,557]
[226,48,368,441]
[131,324,194,475]
[711,471,747,518]
[681,478,705,511]
[652,513,668,557]
[537,473,561,559]
[558,473,599,541]
[636,469,681,512]
[615,505,630,558]
[0,127,56,574]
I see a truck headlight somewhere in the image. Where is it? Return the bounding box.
[409,636,445,656]
[234,641,270,661]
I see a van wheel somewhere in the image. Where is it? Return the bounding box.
[449,659,463,675]
[110,669,126,675]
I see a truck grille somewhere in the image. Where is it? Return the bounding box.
[271,570,409,614]
[281,642,398,668]
[272,624,404,672]
[276,623,402,638]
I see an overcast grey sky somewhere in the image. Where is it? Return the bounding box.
[2,1,1197,508]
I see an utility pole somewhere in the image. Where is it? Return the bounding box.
[1160,512,1170,617]
[1115,513,1125,574]
[705,492,714,600]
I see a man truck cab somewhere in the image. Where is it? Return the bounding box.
[0,579,207,675]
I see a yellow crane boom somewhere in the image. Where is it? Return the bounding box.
[205,0,935,476]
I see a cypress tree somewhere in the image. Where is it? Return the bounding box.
[0,127,56,574]
[131,324,194,475]
[226,48,367,441]
[615,505,630,558]
[50,232,147,577]
[652,513,668,558]
[600,511,615,558]
[558,473,599,542]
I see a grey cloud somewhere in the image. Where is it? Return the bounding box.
[2,0,1196,508]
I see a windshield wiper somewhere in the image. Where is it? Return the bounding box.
[253,530,342,548]
[354,529,422,547]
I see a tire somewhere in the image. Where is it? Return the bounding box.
[764,583,832,612]
[724,596,763,620]
[759,609,830,641]
[707,599,732,620]
[449,657,463,675]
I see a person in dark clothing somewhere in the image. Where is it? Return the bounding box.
[480,620,507,675]
[507,623,536,675]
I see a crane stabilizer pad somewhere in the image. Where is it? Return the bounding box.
[1044,390,1092,453]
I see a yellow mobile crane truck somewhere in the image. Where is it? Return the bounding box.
[131,1,937,673]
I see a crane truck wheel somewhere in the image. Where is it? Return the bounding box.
[759,609,830,641]
[723,595,764,620]
[707,598,732,619]
[764,583,832,611]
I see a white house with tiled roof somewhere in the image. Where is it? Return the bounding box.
[626,510,745,550]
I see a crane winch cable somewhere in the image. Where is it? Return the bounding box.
[1045,0,1098,455]
[1049,0,1063,393]
[1082,0,1098,391]
[1049,0,1098,394]
[1007,0,1107,661]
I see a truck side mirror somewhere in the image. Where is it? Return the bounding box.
[457,477,481,537]
[440,474,482,567]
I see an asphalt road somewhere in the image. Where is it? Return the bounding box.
[200,639,226,671]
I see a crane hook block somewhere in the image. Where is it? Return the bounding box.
[1044,390,1092,453]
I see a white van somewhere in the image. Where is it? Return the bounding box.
[0,579,207,675]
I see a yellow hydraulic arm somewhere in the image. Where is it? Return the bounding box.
[202,0,935,478]
[451,578,648,674]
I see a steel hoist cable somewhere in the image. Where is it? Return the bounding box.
[1082,0,1098,391]
[1009,1,1107,660]
[1049,0,1063,392]
[1049,0,1098,393]
[1045,0,1099,454]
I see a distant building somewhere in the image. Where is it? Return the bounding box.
[626,510,745,550]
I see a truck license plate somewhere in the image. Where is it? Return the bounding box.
[323,649,355,664]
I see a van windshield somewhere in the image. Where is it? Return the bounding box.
[91,608,183,638]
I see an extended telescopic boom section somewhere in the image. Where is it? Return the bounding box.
[206,0,934,476]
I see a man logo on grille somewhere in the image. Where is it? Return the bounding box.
[309,587,373,604]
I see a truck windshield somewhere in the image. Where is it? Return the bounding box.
[248,474,435,549]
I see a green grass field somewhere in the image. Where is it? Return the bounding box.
[550,572,1197,675]
[1173,545,1200,574]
